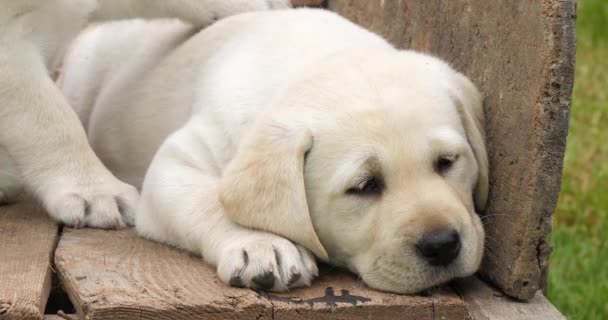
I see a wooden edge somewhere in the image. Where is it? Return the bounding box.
[45,315,78,320]
[53,266,84,319]
[0,199,59,320]
[453,277,565,320]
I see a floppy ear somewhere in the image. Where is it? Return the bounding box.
[219,114,329,261]
[449,73,489,211]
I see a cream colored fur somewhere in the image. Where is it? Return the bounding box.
[58,9,488,293]
[0,0,296,226]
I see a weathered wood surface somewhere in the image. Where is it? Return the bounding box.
[0,200,59,320]
[55,228,468,320]
[328,0,576,300]
[265,271,467,319]
[455,277,565,320]
[55,228,271,320]
[45,314,77,320]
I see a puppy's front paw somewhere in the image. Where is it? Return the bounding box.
[40,172,138,229]
[217,235,318,291]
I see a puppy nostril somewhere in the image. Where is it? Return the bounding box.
[415,229,461,266]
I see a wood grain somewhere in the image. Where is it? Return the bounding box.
[267,270,467,319]
[45,314,77,320]
[55,229,468,319]
[0,200,59,320]
[55,228,272,320]
[328,0,576,300]
[455,277,565,320]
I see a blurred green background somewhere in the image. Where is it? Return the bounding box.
[547,0,608,318]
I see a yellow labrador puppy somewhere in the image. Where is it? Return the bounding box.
[0,0,301,227]
[59,9,488,293]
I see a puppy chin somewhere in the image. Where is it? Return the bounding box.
[358,265,454,294]
[352,245,483,294]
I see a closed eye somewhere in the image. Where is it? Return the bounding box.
[346,175,384,196]
[435,154,459,174]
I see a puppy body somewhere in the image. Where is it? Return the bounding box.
[0,0,292,226]
[61,9,488,293]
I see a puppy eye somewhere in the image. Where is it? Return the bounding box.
[436,154,458,174]
[346,176,384,196]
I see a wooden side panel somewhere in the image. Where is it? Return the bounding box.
[0,200,59,320]
[328,0,576,299]
[55,229,467,319]
[454,277,565,320]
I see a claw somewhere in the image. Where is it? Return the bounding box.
[252,271,275,290]
[287,272,301,286]
[230,275,245,287]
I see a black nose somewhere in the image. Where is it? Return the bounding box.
[415,229,461,266]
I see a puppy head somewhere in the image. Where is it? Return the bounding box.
[219,50,488,293]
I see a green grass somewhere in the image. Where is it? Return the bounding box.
[547,0,608,318]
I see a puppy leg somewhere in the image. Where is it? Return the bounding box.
[137,125,318,291]
[0,51,137,228]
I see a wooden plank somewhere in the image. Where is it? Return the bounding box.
[0,199,59,320]
[54,228,273,320]
[267,271,467,319]
[45,314,77,320]
[454,277,565,320]
[55,229,468,319]
[328,0,576,300]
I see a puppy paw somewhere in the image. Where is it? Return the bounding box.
[40,173,138,228]
[217,235,318,291]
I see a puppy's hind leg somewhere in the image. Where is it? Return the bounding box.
[0,146,24,205]
[136,125,318,292]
